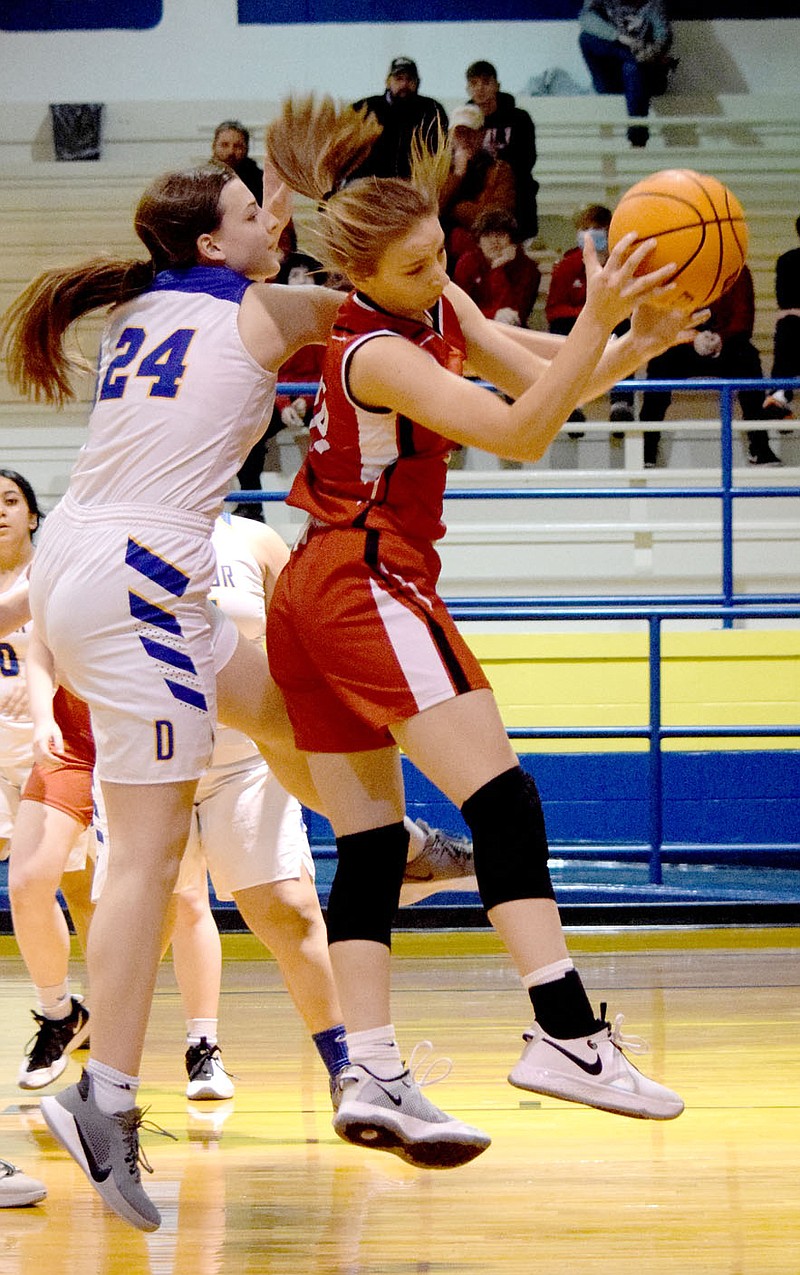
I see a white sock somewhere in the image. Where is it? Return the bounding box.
[521,958,575,989]
[346,1024,403,1079]
[186,1018,218,1047]
[86,1058,139,1113]
[35,980,72,1020]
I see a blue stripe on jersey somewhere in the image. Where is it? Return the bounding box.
[128,590,183,634]
[126,537,190,597]
[165,678,208,712]
[138,635,197,674]
[148,265,252,304]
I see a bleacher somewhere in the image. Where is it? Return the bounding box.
[1,93,800,598]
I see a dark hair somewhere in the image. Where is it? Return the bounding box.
[1,164,233,405]
[575,203,612,231]
[213,119,250,149]
[0,469,42,534]
[474,209,519,240]
[795,214,800,239]
[466,60,497,81]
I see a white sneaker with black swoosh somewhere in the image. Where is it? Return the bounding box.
[508,1004,684,1120]
[40,1070,163,1230]
[332,1056,491,1168]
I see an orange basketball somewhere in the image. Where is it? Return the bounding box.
[608,168,748,308]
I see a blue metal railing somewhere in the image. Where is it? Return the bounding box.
[229,376,800,885]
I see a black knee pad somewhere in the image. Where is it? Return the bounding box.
[461,766,554,912]
[326,821,409,949]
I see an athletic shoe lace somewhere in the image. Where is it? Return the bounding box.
[186,1040,236,1083]
[599,1002,649,1055]
[425,827,472,867]
[118,1108,177,1181]
[0,1158,20,1178]
[407,1041,453,1087]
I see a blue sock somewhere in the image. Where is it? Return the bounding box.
[312,1024,350,1079]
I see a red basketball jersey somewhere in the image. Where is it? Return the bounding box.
[286,291,466,543]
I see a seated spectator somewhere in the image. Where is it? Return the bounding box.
[465,60,539,240]
[211,119,263,202]
[546,203,634,431]
[762,213,800,420]
[578,1,675,147]
[640,264,782,468]
[440,104,516,270]
[453,210,541,328]
[351,56,448,180]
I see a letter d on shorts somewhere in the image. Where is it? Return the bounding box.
[155,719,174,761]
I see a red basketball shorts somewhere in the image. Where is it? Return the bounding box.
[267,526,489,753]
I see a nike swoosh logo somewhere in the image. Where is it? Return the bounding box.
[544,1039,603,1076]
[376,1085,403,1107]
[75,1120,112,1182]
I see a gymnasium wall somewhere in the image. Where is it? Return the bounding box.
[302,632,800,850]
[0,9,798,106]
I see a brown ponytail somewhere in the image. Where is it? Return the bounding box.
[1,163,233,406]
[266,95,451,281]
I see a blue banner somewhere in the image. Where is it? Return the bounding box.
[0,1,162,30]
[238,1,799,21]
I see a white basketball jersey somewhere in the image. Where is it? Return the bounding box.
[69,267,277,518]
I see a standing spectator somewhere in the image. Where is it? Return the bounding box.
[578,1,675,147]
[546,204,635,430]
[453,210,541,328]
[762,214,800,419]
[351,57,448,181]
[440,104,517,270]
[465,60,539,240]
[211,120,263,202]
[640,265,782,467]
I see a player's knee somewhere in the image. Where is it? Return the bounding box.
[461,766,554,912]
[326,821,409,949]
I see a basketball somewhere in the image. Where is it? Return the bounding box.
[607,168,748,308]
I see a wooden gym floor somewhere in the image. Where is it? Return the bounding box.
[1,927,798,1274]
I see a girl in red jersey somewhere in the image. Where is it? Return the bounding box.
[265,97,707,1168]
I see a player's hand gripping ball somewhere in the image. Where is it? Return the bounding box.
[608,169,748,308]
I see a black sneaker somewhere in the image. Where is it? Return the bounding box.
[748,447,782,467]
[18,996,90,1090]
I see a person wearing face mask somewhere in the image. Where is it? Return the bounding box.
[546,204,635,432]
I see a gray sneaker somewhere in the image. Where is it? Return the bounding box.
[332,1062,491,1168]
[0,1158,47,1207]
[401,821,477,904]
[40,1070,162,1231]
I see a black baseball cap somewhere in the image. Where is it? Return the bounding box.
[389,57,419,78]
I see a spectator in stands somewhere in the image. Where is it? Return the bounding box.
[465,60,539,240]
[351,57,448,181]
[762,213,800,420]
[211,120,263,203]
[546,203,635,431]
[453,209,541,328]
[640,264,782,468]
[578,1,675,147]
[440,104,517,271]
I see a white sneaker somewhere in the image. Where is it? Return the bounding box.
[0,1158,47,1207]
[332,1051,491,1168]
[185,1039,235,1101]
[508,1005,684,1120]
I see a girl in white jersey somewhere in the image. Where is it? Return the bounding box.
[263,98,707,1170]
[0,162,348,1232]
